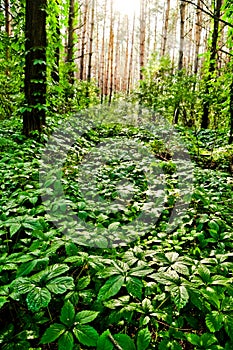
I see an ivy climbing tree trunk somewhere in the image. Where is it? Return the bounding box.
[229,77,233,144]
[201,0,222,129]
[67,0,75,85]
[23,0,47,136]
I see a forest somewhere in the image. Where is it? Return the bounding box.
[0,0,233,349]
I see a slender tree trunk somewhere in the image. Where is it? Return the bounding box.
[127,14,135,95]
[123,16,129,92]
[67,0,75,85]
[194,0,202,74]
[161,0,170,56]
[114,15,121,94]
[5,0,11,75]
[139,0,146,80]
[178,1,185,71]
[51,0,60,84]
[201,0,222,129]
[100,0,107,103]
[79,0,88,81]
[87,0,94,82]
[23,0,47,136]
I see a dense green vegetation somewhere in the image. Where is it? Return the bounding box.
[0,1,233,349]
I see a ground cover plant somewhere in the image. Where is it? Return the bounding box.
[0,110,233,350]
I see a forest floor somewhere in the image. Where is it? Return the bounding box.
[0,108,233,350]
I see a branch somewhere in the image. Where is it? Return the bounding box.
[180,0,233,28]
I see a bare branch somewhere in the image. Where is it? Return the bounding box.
[180,0,233,28]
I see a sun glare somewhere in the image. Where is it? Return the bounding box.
[113,0,141,18]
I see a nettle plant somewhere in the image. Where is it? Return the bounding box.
[0,117,233,349]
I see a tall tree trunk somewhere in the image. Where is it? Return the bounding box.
[5,0,11,75]
[161,0,170,56]
[127,14,135,95]
[201,0,222,129]
[194,0,202,74]
[79,0,88,81]
[178,1,185,71]
[100,0,107,103]
[23,0,47,136]
[51,0,60,84]
[67,0,75,85]
[87,0,94,82]
[139,0,146,80]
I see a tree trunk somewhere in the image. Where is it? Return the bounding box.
[79,0,88,81]
[194,0,202,74]
[67,0,75,85]
[139,0,146,80]
[127,14,135,95]
[87,0,94,82]
[229,78,233,144]
[161,0,170,56]
[178,1,185,71]
[23,0,47,136]
[201,0,222,129]
[51,0,60,84]
[5,0,11,75]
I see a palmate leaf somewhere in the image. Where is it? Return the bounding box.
[73,324,99,347]
[40,323,66,344]
[58,331,74,350]
[75,310,99,324]
[126,276,143,299]
[206,311,224,332]
[97,330,114,350]
[97,275,124,301]
[137,327,151,350]
[46,276,74,294]
[60,300,75,327]
[26,287,51,311]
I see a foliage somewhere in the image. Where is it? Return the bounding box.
[0,113,233,349]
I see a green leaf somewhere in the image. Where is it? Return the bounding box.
[60,300,75,327]
[136,327,151,350]
[170,285,189,309]
[97,275,124,301]
[44,264,70,281]
[46,276,74,294]
[77,275,91,290]
[16,260,37,277]
[185,333,200,346]
[73,324,99,347]
[206,311,224,332]
[126,277,143,299]
[40,323,66,344]
[114,334,136,350]
[130,265,153,277]
[10,223,21,237]
[26,287,51,311]
[97,330,114,350]
[58,331,74,350]
[75,310,99,324]
[0,296,8,308]
[10,278,35,295]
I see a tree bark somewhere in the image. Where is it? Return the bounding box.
[23,0,47,136]
[67,0,75,85]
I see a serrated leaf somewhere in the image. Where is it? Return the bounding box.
[98,275,124,301]
[60,301,75,327]
[46,277,74,294]
[40,323,66,344]
[198,265,211,283]
[10,223,21,237]
[58,331,74,350]
[73,324,99,346]
[206,311,223,332]
[137,327,151,350]
[126,277,143,299]
[75,310,99,324]
[26,287,51,311]
[114,334,136,350]
[97,330,114,350]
